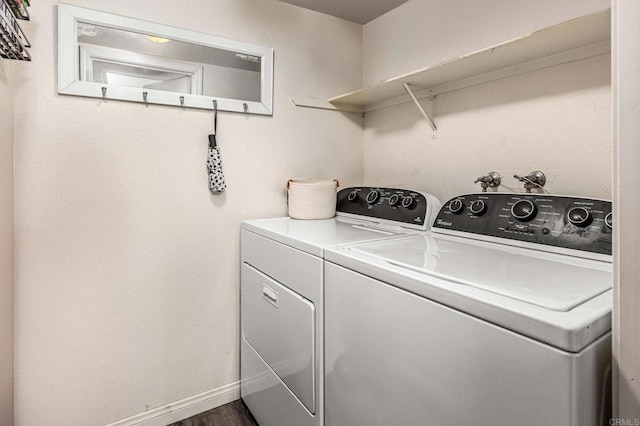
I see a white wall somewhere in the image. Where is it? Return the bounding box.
[362,54,611,201]
[362,0,612,203]
[363,0,610,86]
[613,0,640,417]
[0,61,14,426]
[12,1,362,425]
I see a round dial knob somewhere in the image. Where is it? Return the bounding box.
[448,199,464,214]
[511,200,537,222]
[567,207,592,227]
[388,194,401,207]
[366,190,380,205]
[347,190,359,202]
[469,200,487,216]
[605,212,613,230]
[401,196,415,209]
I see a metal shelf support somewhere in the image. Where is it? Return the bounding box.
[402,83,436,132]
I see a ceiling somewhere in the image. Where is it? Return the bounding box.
[277,0,410,24]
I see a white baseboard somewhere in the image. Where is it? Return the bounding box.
[104,381,241,426]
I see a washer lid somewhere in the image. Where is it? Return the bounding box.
[242,217,413,257]
[350,234,612,312]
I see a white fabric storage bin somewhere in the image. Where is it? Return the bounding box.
[287,179,339,220]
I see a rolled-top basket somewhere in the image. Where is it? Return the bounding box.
[287,179,339,220]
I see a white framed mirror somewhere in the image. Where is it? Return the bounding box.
[58,3,274,115]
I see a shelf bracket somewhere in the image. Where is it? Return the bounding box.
[402,83,437,132]
[291,98,364,113]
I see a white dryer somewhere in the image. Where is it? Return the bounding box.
[324,193,612,426]
[240,187,441,426]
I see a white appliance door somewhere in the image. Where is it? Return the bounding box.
[324,263,610,426]
[350,234,612,311]
[243,264,316,413]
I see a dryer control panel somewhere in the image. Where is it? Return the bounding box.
[433,193,612,256]
[337,187,440,230]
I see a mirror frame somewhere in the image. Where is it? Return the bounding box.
[58,3,274,115]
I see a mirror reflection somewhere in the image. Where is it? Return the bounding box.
[76,22,262,101]
[58,3,273,114]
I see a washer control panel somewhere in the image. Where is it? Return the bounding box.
[433,193,612,255]
[337,187,431,228]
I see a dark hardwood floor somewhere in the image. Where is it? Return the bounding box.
[168,400,259,426]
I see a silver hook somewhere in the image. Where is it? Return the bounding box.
[142,91,148,102]
[243,103,248,113]
[101,86,107,98]
[179,96,184,106]
[213,99,218,111]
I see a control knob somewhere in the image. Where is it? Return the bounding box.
[567,207,592,227]
[469,200,487,216]
[347,190,359,202]
[401,196,415,209]
[511,200,537,222]
[366,190,380,205]
[448,199,464,214]
[388,194,401,207]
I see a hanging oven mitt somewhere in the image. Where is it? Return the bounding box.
[207,107,226,193]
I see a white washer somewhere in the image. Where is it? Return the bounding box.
[240,187,441,426]
[324,193,612,426]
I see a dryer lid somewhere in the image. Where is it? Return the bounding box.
[242,216,413,257]
[350,234,612,312]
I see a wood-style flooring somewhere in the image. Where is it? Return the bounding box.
[168,400,259,426]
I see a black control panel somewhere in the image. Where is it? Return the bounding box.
[433,193,612,255]
[337,187,430,227]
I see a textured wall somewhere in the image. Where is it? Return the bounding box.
[13,1,362,425]
[363,0,610,86]
[361,0,612,202]
[362,54,612,201]
[0,60,14,426]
